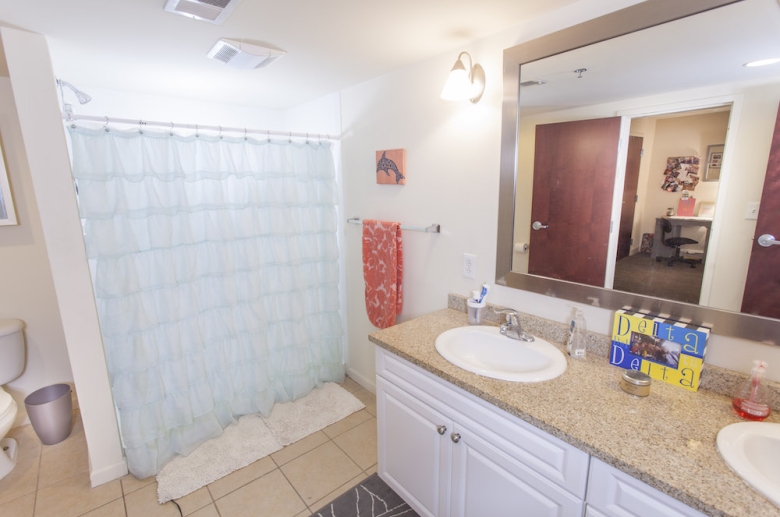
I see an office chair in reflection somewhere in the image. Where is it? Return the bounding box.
[656,218,699,268]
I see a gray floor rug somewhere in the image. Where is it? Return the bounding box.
[310,473,420,517]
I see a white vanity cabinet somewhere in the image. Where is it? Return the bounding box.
[375,347,710,517]
[376,347,589,517]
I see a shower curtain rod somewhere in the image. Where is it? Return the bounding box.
[63,113,341,141]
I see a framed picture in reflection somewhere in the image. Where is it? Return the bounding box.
[704,144,724,182]
[0,141,16,226]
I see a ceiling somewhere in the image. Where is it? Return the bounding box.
[0,0,582,110]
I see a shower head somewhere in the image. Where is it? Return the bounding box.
[57,79,92,104]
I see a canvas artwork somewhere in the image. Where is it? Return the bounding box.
[376,149,406,185]
[661,156,700,192]
[0,142,17,226]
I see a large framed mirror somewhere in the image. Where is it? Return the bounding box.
[496,0,780,344]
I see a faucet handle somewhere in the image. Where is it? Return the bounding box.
[496,308,519,324]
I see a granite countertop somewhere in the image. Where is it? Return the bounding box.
[369,308,780,517]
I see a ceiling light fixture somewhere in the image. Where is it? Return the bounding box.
[207,39,286,69]
[744,58,780,67]
[441,52,486,104]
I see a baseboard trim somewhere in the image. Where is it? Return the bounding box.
[90,459,128,487]
[346,367,375,394]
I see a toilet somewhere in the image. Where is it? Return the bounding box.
[0,318,25,480]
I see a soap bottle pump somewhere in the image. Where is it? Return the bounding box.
[566,308,587,359]
[732,360,771,421]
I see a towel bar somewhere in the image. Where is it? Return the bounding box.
[347,217,440,233]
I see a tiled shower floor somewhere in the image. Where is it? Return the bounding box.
[0,377,377,517]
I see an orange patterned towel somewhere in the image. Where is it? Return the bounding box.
[362,220,403,329]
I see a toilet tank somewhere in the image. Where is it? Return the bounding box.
[0,319,25,384]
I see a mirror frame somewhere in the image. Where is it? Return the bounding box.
[496,0,780,346]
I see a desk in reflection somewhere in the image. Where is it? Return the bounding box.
[651,216,713,262]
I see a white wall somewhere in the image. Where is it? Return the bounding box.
[340,0,649,389]
[340,2,780,386]
[66,85,285,134]
[0,78,73,427]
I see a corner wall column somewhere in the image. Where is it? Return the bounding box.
[0,26,127,486]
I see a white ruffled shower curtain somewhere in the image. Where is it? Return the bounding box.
[69,127,344,478]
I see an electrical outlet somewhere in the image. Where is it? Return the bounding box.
[463,253,476,279]
[745,201,760,220]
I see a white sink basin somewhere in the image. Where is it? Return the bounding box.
[434,326,567,382]
[717,421,780,508]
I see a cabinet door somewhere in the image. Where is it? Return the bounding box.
[587,458,706,517]
[585,505,610,517]
[377,376,453,517]
[450,423,584,517]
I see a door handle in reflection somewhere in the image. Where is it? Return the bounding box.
[437,425,447,435]
[532,221,549,230]
[451,432,461,443]
[758,234,780,247]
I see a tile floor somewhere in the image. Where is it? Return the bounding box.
[0,377,378,517]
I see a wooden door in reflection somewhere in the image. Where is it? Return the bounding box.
[528,117,622,287]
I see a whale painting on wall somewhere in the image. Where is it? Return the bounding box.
[376,149,406,185]
[0,143,17,226]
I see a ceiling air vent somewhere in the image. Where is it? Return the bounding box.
[207,39,286,70]
[164,0,242,25]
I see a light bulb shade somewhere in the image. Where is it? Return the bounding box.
[441,52,486,103]
[441,67,472,101]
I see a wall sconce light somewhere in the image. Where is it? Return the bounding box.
[441,52,485,104]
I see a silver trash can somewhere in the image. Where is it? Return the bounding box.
[24,384,73,445]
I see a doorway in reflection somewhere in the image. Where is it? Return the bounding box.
[613,107,729,304]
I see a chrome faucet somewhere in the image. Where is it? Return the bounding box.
[496,309,535,342]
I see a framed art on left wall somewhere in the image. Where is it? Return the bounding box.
[0,142,17,225]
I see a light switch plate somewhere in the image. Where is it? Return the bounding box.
[745,201,760,220]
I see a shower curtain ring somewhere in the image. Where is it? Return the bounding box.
[219,126,223,139]
[244,128,248,141]
[267,130,271,143]
[139,120,144,134]
[289,131,292,143]
[104,116,110,132]
[170,122,174,136]
[196,124,199,138]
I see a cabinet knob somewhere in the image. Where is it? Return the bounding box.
[451,432,461,443]
[437,425,447,435]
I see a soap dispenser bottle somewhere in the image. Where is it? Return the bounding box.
[732,360,771,421]
[566,308,587,359]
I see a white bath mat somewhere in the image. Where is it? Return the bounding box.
[265,382,366,445]
[156,382,365,503]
